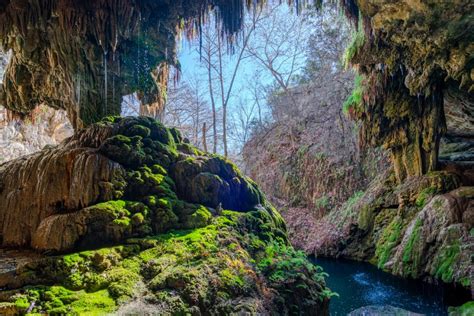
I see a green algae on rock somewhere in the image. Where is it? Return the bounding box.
[0,116,331,314]
[312,167,473,288]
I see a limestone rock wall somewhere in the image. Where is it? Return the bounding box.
[0,105,73,163]
[0,51,74,163]
[311,168,473,288]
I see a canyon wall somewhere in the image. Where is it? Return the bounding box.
[244,0,474,291]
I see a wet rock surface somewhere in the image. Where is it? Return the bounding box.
[312,168,473,288]
[348,305,423,316]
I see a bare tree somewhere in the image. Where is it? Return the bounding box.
[163,76,214,150]
[198,8,264,157]
[199,27,219,153]
[245,4,309,98]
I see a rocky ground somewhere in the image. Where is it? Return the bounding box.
[0,116,331,314]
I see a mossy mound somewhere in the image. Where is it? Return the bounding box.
[27,116,271,252]
[1,211,330,315]
[0,116,331,314]
[449,301,474,316]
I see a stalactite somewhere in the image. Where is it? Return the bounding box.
[3,0,305,129]
[343,0,473,181]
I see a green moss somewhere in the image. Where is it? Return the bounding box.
[343,74,364,117]
[182,205,213,229]
[12,286,116,315]
[68,289,116,315]
[402,218,423,277]
[434,240,461,283]
[2,208,330,314]
[178,142,204,156]
[460,277,470,288]
[106,264,141,301]
[448,301,474,316]
[220,267,245,290]
[55,246,137,291]
[14,295,30,310]
[415,187,437,208]
[375,216,403,268]
[343,27,365,68]
[358,204,375,231]
[93,200,129,216]
[314,196,330,209]
[258,241,335,302]
[151,163,167,175]
[124,125,151,138]
[131,212,145,225]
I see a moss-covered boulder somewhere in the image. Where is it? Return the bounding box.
[0,116,331,314]
[311,168,473,289]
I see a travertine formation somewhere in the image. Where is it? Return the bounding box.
[342,0,474,181]
[0,0,263,128]
[0,122,122,249]
[0,116,331,314]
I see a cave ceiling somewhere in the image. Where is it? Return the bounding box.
[0,0,262,128]
[0,0,472,137]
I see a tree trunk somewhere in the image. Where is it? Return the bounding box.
[223,105,228,157]
[207,54,217,154]
[202,122,208,152]
[217,34,228,157]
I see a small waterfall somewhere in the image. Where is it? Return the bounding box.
[104,51,108,115]
[75,74,81,107]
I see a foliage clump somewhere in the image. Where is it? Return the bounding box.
[343,74,364,117]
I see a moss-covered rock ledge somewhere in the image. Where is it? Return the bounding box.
[0,116,331,314]
[311,167,473,289]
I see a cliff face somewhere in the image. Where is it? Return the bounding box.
[0,116,330,314]
[310,0,474,288]
[343,0,474,182]
[312,168,473,286]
